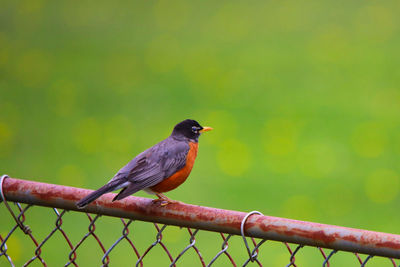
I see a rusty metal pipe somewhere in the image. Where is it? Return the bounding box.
[2,177,400,259]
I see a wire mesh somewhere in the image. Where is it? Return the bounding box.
[1,175,400,266]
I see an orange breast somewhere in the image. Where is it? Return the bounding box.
[150,142,198,193]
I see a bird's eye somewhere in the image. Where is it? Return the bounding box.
[192,126,198,133]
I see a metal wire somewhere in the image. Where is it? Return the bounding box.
[102,219,141,267]
[207,233,236,267]
[285,245,304,267]
[322,250,337,267]
[0,234,14,267]
[170,228,205,267]
[1,176,400,266]
[240,210,263,263]
[135,224,175,267]
[0,175,31,235]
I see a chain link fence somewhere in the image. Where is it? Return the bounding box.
[1,175,400,266]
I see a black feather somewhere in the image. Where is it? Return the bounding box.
[76,180,121,209]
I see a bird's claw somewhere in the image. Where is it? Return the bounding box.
[152,196,180,206]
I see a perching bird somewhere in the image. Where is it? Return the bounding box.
[76,119,212,208]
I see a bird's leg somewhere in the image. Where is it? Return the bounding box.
[153,193,180,206]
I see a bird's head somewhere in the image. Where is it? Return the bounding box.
[171,119,212,141]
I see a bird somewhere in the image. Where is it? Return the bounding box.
[76,119,212,208]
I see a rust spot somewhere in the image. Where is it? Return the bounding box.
[257,218,367,246]
[3,178,20,192]
[341,234,358,243]
[30,184,83,202]
[273,227,337,244]
[376,241,400,250]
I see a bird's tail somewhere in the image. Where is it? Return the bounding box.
[76,180,121,209]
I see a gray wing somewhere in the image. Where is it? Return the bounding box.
[112,138,189,200]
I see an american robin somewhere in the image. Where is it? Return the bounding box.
[76,119,212,208]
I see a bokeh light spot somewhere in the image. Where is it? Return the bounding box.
[365,169,399,204]
[262,119,299,156]
[351,122,387,158]
[217,138,251,177]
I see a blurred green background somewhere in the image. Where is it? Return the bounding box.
[1,0,400,266]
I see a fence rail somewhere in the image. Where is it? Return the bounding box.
[1,175,400,266]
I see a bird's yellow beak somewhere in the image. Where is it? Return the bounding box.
[200,126,213,133]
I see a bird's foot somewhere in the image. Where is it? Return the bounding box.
[153,194,181,206]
